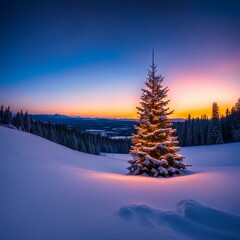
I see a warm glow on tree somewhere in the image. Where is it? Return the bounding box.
[128,51,188,177]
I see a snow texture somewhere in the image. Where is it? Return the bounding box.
[118,200,240,240]
[1,126,240,240]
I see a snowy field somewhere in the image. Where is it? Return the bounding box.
[1,126,240,240]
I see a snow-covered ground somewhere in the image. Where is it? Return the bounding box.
[1,126,240,240]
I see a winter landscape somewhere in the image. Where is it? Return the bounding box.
[1,126,240,240]
[1,1,240,240]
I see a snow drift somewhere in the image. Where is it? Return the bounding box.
[1,126,240,240]
[119,200,240,240]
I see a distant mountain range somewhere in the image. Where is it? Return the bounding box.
[29,114,184,122]
[29,114,75,119]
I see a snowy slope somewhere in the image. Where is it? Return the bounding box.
[1,126,240,240]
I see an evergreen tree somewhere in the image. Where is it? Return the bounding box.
[3,106,12,124]
[69,131,79,150]
[200,114,208,145]
[35,119,43,136]
[14,112,24,130]
[175,121,186,146]
[23,111,31,132]
[193,118,201,146]
[78,137,87,152]
[19,110,25,130]
[47,121,57,142]
[231,98,240,142]
[0,105,4,124]
[42,123,48,139]
[185,114,193,146]
[207,102,224,144]
[128,52,187,177]
[30,118,35,133]
[212,102,220,119]
[85,134,96,154]
[226,108,230,117]
[221,114,231,143]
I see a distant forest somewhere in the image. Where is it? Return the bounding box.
[174,99,240,146]
[0,98,239,155]
[0,106,130,155]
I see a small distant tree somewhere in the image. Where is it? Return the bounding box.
[78,137,87,152]
[175,121,186,146]
[212,102,220,119]
[35,119,43,136]
[128,51,188,177]
[226,108,230,117]
[3,106,12,124]
[20,110,25,130]
[231,98,240,141]
[14,112,24,130]
[200,114,208,145]
[185,114,193,146]
[207,102,224,144]
[69,131,79,150]
[23,111,31,132]
[0,105,4,124]
[193,118,201,146]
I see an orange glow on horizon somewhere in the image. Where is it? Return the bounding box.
[10,58,238,119]
[173,104,231,119]
[28,102,233,119]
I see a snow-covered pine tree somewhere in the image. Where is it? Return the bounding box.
[128,51,187,177]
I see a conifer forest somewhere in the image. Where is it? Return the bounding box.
[1,99,239,155]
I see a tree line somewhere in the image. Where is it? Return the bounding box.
[174,99,240,146]
[0,106,131,154]
[1,99,239,154]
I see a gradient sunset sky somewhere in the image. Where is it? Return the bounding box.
[1,0,240,118]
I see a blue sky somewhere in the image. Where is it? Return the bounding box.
[1,0,240,117]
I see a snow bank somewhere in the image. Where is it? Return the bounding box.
[119,199,240,240]
[1,126,240,240]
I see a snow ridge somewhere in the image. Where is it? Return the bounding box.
[118,199,240,240]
